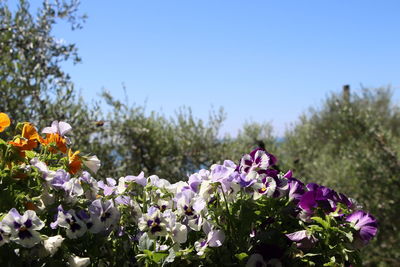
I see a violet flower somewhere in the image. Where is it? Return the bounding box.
[288,178,305,203]
[124,171,147,187]
[195,221,225,255]
[210,164,236,192]
[88,199,120,233]
[2,208,44,248]
[286,230,318,249]
[299,184,336,213]
[188,173,203,192]
[51,169,71,190]
[236,172,257,188]
[272,175,289,198]
[138,207,167,238]
[346,211,378,246]
[238,148,273,175]
[98,178,117,196]
[52,208,87,239]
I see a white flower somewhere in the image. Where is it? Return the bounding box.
[171,223,187,244]
[54,209,87,239]
[30,157,56,182]
[198,180,215,201]
[88,199,120,233]
[138,207,167,238]
[42,121,72,136]
[163,210,188,244]
[0,222,11,246]
[2,209,44,248]
[83,155,101,173]
[68,255,90,267]
[39,187,55,206]
[64,178,84,201]
[43,235,64,256]
[149,175,171,189]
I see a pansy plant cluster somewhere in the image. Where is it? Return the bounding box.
[0,113,377,266]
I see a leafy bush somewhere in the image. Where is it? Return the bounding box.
[281,88,400,266]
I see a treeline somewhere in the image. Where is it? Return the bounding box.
[1,1,399,265]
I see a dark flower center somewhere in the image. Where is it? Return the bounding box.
[70,222,81,232]
[14,222,21,229]
[18,227,33,239]
[101,212,111,222]
[184,205,194,216]
[24,219,32,228]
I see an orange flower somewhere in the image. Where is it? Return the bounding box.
[13,171,28,180]
[40,133,68,153]
[25,201,37,211]
[9,123,40,150]
[68,149,82,174]
[0,113,11,132]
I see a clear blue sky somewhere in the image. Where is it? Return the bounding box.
[50,0,400,136]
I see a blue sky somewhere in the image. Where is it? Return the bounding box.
[49,0,400,136]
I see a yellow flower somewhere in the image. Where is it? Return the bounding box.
[68,149,82,174]
[0,113,11,132]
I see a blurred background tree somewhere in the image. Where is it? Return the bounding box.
[93,92,277,181]
[0,0,101,145]
[281,87,400,266]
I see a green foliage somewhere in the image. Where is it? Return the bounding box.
[0,0,87,124]
[282,88,400,266]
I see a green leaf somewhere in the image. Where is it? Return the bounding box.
[24,150,35,159]
[235,252,249,261]
[311,216,330,229]
[151,252,168,263]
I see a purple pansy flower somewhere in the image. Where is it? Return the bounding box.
[98,178,117,196]
[257,176,277,197]
[125,171,147,187]
[138,207,167,237]
[51,169,71,189]
[272,175,289,198]
[88,199,120,233]
[286,230,318,249]
[346,211,378,247]
[299,184,336,213]
[52,207,87,239]
[238,148,273,175]
[236,172,257,188]
[195,221,225,255]
[188,173,203,192]
[2,209,44,248]
[288,178,305,203]
[210,164,236,192]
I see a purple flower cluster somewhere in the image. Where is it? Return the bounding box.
[234,148,378,249]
